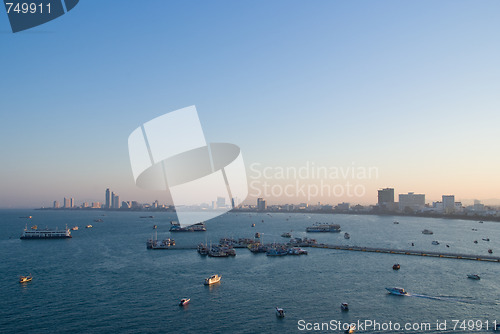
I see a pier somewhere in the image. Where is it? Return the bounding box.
[311,244,500,262]
[149,242,500,262]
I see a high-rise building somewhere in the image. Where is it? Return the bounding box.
[399,192,425,212]
[70,198,74,208]
[113,195,120,209]
[257,198,266,211]
[63,197,69,208]
[216,197,226,209]
[53,201,59,209]
[105,188,111,209]
[378,188,394,205]
[442,195,455,214]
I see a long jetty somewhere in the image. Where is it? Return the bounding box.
[311,243,500,262]
[150,242,500,262]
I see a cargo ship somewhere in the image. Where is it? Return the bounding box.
[20,225,72,239]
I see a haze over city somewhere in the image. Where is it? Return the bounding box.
[1,1,500,208]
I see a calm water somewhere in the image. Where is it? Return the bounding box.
[1,210,500,333]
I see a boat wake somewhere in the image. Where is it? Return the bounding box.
[409,293,494,305]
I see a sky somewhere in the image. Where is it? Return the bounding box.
[1,0,500,208]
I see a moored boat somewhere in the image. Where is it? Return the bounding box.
[30,225,37,230]
[169,221,206,232]
[344,232,350,239]
[306,223,341,233]
[341,302,349,311]
[385,287,407,296]
[204,274,221,285]
[432,241,439,245]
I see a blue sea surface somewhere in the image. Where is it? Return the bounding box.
[1,210,499,333]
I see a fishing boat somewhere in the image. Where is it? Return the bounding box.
[341,303,349,311]
[275,307,285,318]
[19,274,33,283]
[344,232,350,239]
[385,287,407,296]
[281,232,292,238]
[179,298,190,306]
[266,247,288,256]
[467,274,480,280]
[94,219,103,222]
[204,274,221,285]
[422,229,433,235]
[392,264,400,270]
[288,247,308,255]
[197,243,209,255]
[146,238,175,249]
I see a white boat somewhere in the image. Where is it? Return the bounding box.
[275,307,285,318]
[71,226,78,231]
[385,287,407,296]
[341,302,349,311]
[86,225,92,228]
[204,274,221,285]
[344,233,350,239]
[432,241,439,245]
[422,229,433,235]
[345,324,356,333]
[467,274,480,280]
[179,298,190,306]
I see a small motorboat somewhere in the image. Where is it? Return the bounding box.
[385,287,407,296]
[488,249,493,254]
[393,221,399,224]
[432,241,439,245]
[446,244,450,248]
[19,274,33,283]
[344,233,350,239]
[341,302,349,311]
[255,232,261,238]
[392,264,400,270]
[275,307,285,318]
[474,240,478,244]
[86,225,93,228]
[153,225,157,229]
[251,223,255,227]
[422,229,433,235]
[204,274,221,285]
[479,221,484,224]
[467,274,480,280]
[71,226,78,231]
[482,238,490,241]
[179,298,190,306]
[345,324,356,333]
[281,232,292,238]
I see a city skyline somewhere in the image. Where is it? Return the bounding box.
[1,1,500,208]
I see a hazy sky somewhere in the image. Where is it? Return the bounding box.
[1,0,500,208]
